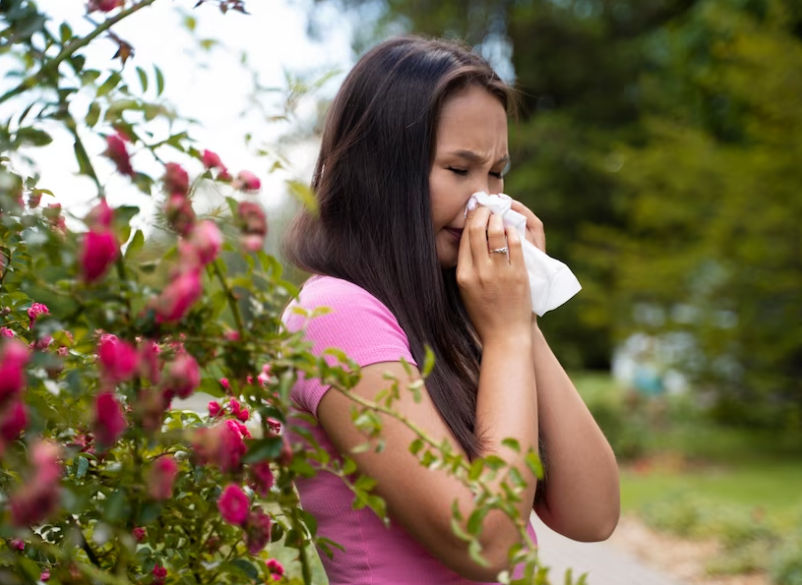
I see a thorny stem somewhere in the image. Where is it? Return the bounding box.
[0,0,161,106]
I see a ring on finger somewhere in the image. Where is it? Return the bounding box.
[490,247,508,255]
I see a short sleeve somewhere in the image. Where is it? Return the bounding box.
[282,275,417,418]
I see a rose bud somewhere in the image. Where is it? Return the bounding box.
[185,220,222,266]
[104,132,134,177]
[0,338,30,407]
[93,390,127,447]
[164,193,196,236]
[163,352,201,399]
[80,230,119,282]
[162,163,190,196]
[234,170,261,191]
[201,149,224,170]
[153,268,202,323]
[97,335,138,383]
[217,484,249,525]
[147,456,179,501]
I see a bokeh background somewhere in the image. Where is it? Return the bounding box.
[3,0,801,583]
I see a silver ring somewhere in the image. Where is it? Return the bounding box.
[490,247,508,255]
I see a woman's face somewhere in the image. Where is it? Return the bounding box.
[430,85,509,268]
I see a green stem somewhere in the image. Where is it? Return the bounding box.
[211,259,245,337]
[0,0,160,106]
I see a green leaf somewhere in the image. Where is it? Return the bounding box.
[525,451,544,479]
[17,127,52,146]
[501,438,521,453]
[409,438,424,456]
[289,457,316,478]
[136,66,148,93]
[97,72,122,97]
[85,102,101,127]
[76,456,89,479]
[467,507,488,535]
[125,229,145,260]
[287,180,318,214]
[468,539,490,567]
[468,459,484,481]
[132,172,154,195]
[103,489,127,522]
[301,509,318,537]
[354,474,377,492]
[155,65,165,96]
[74,139,98,181]
[422,345,435,377]
[242,436,283,463]
[60,22,73,43]
[228,559,259,580]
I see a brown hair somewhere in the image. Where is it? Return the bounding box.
[282,36,513,459]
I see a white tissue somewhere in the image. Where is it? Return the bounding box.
[466,192,582,317]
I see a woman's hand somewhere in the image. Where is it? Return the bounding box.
[456,206,532,344]
[510,200,546,253]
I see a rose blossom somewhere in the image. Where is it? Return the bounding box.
[257,363,271,386]
[154,268,202,323]
[93,391,126,447]
[137,339,161,384]
[80,229,119,282]
[104,132,134,177]
[0,400,28,442]
[163,352,201,399]
[217,484,249,525]
[164,193,196,236]
[201,149,224,170]
[237,201,267,252]
[152,564,167,585]
[89,0,123,12]
[219,378,231,392]
[10,539,24,551]
[148,456,179,501]
[40,570,50,582]
[27,302,49,329]
[185,220,222,265]
[193,419,247,472]
[0,327,14,338]
[163,163,190,196]
[228,398,241,416]
[244,507,272,554]
[237,408,250,422]
[249,462,274,498]
[208,400,222,417]
[0,338,30,406]
[43,203,67,235]
[9,440,62,526]
[132,527,147,542]
[97,335,138,383]
[137,388,171,433]
[234,170,261,191]
[266,559,285,580]
[86,198,113,230]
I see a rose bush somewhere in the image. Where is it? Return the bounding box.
[0,1,580,584]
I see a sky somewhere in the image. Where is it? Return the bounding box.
[1,0,358,235]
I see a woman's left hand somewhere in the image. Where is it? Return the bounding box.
[510,199,546,253]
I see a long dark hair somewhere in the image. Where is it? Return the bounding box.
[282,36,513,460]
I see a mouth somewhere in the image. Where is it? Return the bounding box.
[445,227,464,241]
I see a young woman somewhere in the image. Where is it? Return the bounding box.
[281,36,620,584]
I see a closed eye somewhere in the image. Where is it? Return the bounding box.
[447,167,468,176]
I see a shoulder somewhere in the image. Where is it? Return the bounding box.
[283,274,418,369]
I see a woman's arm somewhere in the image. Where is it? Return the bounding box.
[531,322,620,541]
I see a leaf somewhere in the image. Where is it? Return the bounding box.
[287,180,318,214]
[136,66,148,93]
[155,65,165,96]
[199,38,219,51]
[468,459,484,481]
[242,436,283,463]
[60,22,73,43]
[97,72,122,97]
[75,456,89,479]
[409,438,424,456]
[103,489,127,522]
[501,438,521,453]
[422,345,435,377]
[467,507,489,535]
[73,140,97,181]
[85,102,101,128]
[468,539,490,568]
[16,127,52,146]
[125,229,145,260]
[301,509,318,537]
[289,458,316,478]
[228,559,259,580]
[525,451,544,479]
[132,172,154,195]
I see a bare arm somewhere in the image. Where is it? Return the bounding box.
[532,323,620,541]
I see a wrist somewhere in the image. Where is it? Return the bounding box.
[482,328,533,352]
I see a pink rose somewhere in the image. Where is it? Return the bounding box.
[186,220,222,266]
[152,564,167,585]
[132,527,147,542]
[163,163,190,196]
[10,539,24,551]
[85,198,113,231]
[154,269,202,323]
[0,327,14,338]
[164,193,196,236]
[89,0,123,12]
[93,391,127,447]
[148,456,179,501]
[237,201,267,252]
[0,338,30,406]
[9,440,62,527]
[27,302,49,329]
[193,419,247,472]
[104,132,134,177]
[137,339,161,384]
[228,398,241,416]
[257,363,271,386]
[201,149,224,170]
[237,408,250,422]
[234,170,261,191]
[97,335,138,383]
[40,570,50,581]
[219,377,231,392]
[208,401,221,417]
[249,462,274,498]
[265,418,281,435]
[217,484,249,525]
[0,400,28,442]
[137,388,171,434]
[163,353,201,399]
[244,507,272,554]
[80,230,119,282]
[235,420,251,439]
[266,558,285,580]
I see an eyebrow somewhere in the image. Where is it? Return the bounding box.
[449,150,510,166]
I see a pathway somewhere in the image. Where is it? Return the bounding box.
[532,514,686,585]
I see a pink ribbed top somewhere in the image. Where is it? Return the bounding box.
[283,275,537,585]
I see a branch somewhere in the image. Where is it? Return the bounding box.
[0,0,160,106]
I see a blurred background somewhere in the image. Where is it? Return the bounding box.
[4,0,801,583]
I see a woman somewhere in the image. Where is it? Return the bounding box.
[281,36,620,584]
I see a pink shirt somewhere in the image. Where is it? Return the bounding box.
[283,275,537,585]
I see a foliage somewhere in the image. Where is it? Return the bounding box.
[0,2,573,584]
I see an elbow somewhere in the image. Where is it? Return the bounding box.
[565,502,621,543]
[445,522,527,582]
